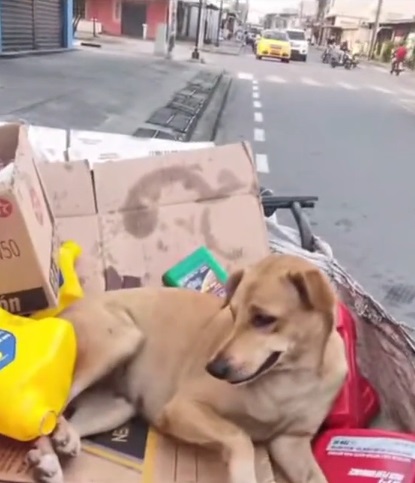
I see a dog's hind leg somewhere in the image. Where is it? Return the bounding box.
[158,398,258,483]
[68,323,144,403]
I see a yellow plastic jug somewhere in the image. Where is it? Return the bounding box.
[0,308,77,442]
[32,240,84,320]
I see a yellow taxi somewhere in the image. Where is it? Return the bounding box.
[256,29,291,63]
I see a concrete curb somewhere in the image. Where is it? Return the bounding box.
[0,48,76,59]
[190,73,232,142]
[201,46,243,56]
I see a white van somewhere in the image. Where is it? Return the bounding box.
[286,28,308,61]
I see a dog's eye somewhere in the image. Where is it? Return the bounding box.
[252,314,276,328]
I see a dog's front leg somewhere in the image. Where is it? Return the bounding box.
[27,436,63,483]
[27,390,136,483]
[268,436,327,483]
[159,398,258,483]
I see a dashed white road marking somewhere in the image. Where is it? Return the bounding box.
[368,85,394,94]
[301,77,323,87]
[252,91,260,99]
[253,84,259,92]
[337,81,359,91]
[254,112,263,123]
[255,154,270,173]
[238,72,254,80]
[254,128,266,142]
[253,100,262,109]
[265,75,287,84]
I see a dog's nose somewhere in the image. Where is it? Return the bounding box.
[206,358,230,380]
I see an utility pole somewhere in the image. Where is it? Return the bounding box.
[369,0,384,59]
[216,0,224,47]
[191,0,206,60]
[166,0,178,58]
[299,1,304,26]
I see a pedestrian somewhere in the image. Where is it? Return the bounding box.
[391,41,408,73]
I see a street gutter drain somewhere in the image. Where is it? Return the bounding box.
[135,70,223,141]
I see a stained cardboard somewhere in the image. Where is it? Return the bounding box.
[38,142,270,291]
[0,124,59,315]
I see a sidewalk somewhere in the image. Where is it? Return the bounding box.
[76,34,195,62]
[76,34,243,58]
[201,40,243,56]
[0,47,222,136]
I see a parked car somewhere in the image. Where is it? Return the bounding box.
[256,29,291,63]
[286,28,308,62]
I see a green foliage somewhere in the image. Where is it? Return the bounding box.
[381,40,394,62]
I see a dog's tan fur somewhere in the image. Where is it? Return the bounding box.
[27,254,348,483]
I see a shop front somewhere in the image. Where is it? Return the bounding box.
[0,0,73,53]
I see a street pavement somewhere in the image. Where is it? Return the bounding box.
[214,47,415,326]
[0,47,215,134]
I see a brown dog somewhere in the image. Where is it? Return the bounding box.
[27,254,348,483]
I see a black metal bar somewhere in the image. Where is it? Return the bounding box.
[261,195,318,209]
[291,202,316,252]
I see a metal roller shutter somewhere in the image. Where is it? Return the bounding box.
[34,0,63,50]
[1,0,35,52]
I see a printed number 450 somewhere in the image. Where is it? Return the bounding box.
[0,240,21,260]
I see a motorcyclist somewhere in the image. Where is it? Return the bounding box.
[340,40,349,52]
[391,42,408,73]
[323,36,336,61]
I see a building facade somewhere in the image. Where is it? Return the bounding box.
[85,0,171,40]
[0,0,73,54]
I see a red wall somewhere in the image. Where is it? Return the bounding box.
[86,0,168,39]
[147,2,168,40]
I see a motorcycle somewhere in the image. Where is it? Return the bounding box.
[322,50,330,64]
[321,45,334,64]
[344,52,358,70]
[331,50,357,70]
[390,55,403,76]
[330,50,342,68]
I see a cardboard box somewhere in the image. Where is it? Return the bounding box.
[0,124,59,315]
[38,142,270,294]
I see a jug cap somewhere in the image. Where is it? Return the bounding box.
[39,410,58,436]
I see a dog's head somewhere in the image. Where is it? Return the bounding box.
[206,254,337,385]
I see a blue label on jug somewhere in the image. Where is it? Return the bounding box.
[0,330,16,371]
[180,264,226,298]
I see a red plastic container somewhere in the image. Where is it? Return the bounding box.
[324,303,380,429]
[314,429,415,482]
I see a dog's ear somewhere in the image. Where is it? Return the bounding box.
[222,269,245,307]
[288,268,336,318]
[288,268,337,372]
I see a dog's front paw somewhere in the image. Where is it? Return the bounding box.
[51,422,81,458]
[27,450,64,483]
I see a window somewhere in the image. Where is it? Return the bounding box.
[262,30,289,42]
[114,1,121,21]
[287,30,306,41]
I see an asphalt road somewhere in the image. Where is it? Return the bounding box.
[213,47,415,326]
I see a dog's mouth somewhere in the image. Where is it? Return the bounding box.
[230,351,282,385]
